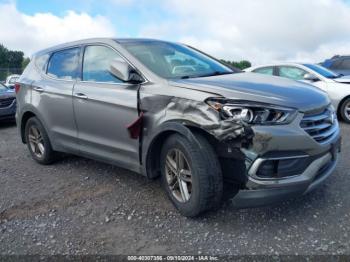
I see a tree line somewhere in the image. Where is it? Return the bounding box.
[220,59,251,70]
[0,44,29,80]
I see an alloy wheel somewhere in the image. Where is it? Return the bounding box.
[345,101,350,121]
[28,126,45,158]
[165,149,192,203]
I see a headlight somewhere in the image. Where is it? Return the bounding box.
[206,98,297,125]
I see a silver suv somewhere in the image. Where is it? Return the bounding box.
[16,38,341,217]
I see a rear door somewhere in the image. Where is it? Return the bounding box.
[32,47,81,152]
[73,44,140,171]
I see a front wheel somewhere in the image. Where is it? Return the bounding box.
[160,133,223,217]
[340,98,350,123]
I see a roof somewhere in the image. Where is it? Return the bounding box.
[114,38,169,43]
[245,62,305,71]
[33,37,171,57]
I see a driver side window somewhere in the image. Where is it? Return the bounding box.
[278,66,308,81]
[83,45,125,83]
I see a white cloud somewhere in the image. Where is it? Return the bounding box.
[2,0,350,64]
[140,0,350,64]
[0,3,116,56]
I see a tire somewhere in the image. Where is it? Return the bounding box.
[340,98,350,124]
[25,117,57,165]
[160,133,223,217]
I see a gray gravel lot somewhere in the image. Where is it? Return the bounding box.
[0,121,349,256]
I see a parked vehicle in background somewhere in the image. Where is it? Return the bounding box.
[321,55,350,76]
[16,38,340,217]
[245,63,350,123]
[0,82,16,121]
[5,74,20,89]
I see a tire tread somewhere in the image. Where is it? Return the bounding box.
[160,132,223,217]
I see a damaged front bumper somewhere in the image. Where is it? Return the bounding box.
[231,112,341,208]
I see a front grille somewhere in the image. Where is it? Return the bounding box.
[0,97,15,108]
[300,107,338,143]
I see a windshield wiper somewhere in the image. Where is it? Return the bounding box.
[197,71,234,78]
[180,71,234,79]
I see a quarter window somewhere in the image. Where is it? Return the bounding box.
[253,67,274,75]
[36,53,50,73]
[278,66,307,80]
[47,48,80,80]
[83,45,125,83]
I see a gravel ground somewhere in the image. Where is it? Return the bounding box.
[0,121,349,256]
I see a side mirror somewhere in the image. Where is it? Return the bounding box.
[303,73,319,82]
[110,60,132,82]
[110,60,144,83]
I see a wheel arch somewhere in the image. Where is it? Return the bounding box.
[143,121,219,179]
[337,95,350,119]
[20,111,36,143]
[19,106,49,144]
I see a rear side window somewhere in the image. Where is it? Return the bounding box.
[47,48,80,80]
[253,67,274,75]
[82,45,124,83]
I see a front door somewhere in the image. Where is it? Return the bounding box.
[73,45,140,171]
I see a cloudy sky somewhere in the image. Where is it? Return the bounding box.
[1,0,350,65]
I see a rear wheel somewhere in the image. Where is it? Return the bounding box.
[160,133,223,217]
[25,117,57,164]
[340,98,350,123]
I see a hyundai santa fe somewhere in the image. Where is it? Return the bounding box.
[16,38,341,217]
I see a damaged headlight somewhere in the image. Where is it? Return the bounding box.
[206,98,297,125]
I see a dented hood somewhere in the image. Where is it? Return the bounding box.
[169,72,330,112]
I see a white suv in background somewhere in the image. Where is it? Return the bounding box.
[5,74,21,88]
[245,63,350,123]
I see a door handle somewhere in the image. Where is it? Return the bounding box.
[74,93,88,99]
[33,86,44,93]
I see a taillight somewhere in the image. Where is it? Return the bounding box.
[15,83,20,94]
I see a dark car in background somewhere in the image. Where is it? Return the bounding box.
[321,55,350,76]
[0,82,16,121]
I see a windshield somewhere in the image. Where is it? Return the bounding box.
[303,64,340,79]
[121,41,234,79]
[9,77,19,84]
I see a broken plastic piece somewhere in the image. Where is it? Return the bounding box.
[127,112,144,139]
